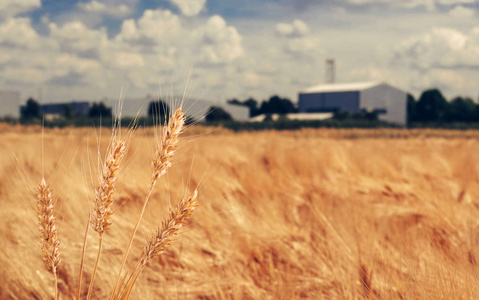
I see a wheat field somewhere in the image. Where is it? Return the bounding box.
[2,124,479,299]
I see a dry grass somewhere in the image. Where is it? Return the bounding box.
[2,126,479,299]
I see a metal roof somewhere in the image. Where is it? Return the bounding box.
[300,82,382,94]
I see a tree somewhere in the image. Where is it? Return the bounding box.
[206,106,232,122]
[21,98,42,120]
[88,102,112,118]
[228,97,259,117]
[334,110,350,120]
[62,104,73,119]
[258,95,296,115]
[243,98,259,117]
[407,94,418,123]
[227,99,242,105]
[148,100,169,119]
[446,97,476,122]
[416,89,448,122]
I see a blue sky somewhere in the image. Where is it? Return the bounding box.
[1,0,478,104]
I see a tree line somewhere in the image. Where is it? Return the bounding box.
[407,89,479,124]
[14,88,479,126]
[18,98,215,124]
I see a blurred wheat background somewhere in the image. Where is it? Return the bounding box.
[2,125,479,299]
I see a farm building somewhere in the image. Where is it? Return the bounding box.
[0,90,21,118]
[41,102,90,117]
[298,82,406,125]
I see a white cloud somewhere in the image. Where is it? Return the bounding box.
[275,20,321,60]
[105,52,145,69]
[436,0,475,4]
[276,20,309,38]
[0,18,41,49]
[49,21,108,56]
[54,54,101,77]
[342,0,477,11]
[0,0,40,18]
[116,9,182,45]
[393,27,479,70]
[170,0,206,16]
[0,8,248,101]
[0,53,10,64]
[78,0,131,17]
[243,71,271,87]
[3,67,45,83]
[449,6,475,18]
[195,15,244,63]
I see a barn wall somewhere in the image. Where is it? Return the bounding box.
[298,91,360,113]
[0,90,20,118]
[360,84,406,125]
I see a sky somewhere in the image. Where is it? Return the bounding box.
[1,0,478,104]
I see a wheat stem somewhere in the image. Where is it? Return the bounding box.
[53,269,58,300]
[77,212,91,300]
[87,234,103,300]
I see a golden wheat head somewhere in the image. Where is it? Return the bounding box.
[141,189,198,266]
[37,178,61,272]
[151,108,185,183]
[90,137,127,235]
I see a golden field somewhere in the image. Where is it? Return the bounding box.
[2,124,479,299]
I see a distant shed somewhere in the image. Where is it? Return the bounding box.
[298,82,406,125]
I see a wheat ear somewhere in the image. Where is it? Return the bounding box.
[117,190,198,300]
[110,108,185,299]
[90,137,127,234]
[141,189,198,265]
[37,178,61,300]
[87,135,127,300]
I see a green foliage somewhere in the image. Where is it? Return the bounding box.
[407,94,417,124]
[147,100,169,119]
[333,110,378,122]
[220,118,398,132]
[259,95,296,115]
[228,95,296,117]
[243,98,259,116]
[446,97,476,122]
[89,102,112,118]
[63,104,74,119]
[416,89,448,122]
[21,98,42,121]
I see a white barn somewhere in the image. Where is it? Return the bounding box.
[298,82,406,125]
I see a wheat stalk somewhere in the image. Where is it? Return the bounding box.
[87,134,128,300]
[150,107,186,183]
[141,189,198,265]
[117,189,198,299]
[37,178,61,300]
[110,107,185,299]
[90,137,127,235]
